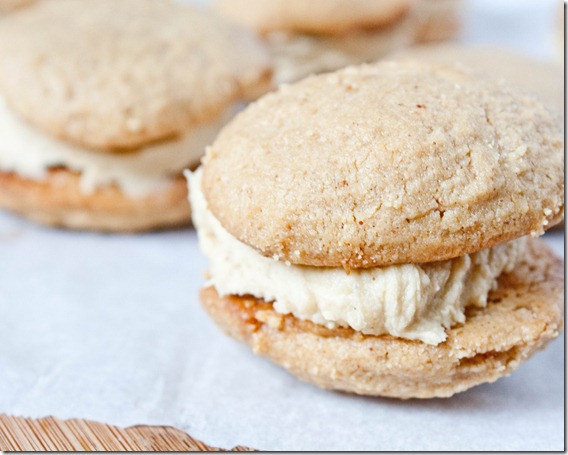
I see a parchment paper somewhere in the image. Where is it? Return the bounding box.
[0,0,564,451]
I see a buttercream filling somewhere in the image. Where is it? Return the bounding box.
[266,17,414,84]
[0,98,239,197]
[188,168,527,345]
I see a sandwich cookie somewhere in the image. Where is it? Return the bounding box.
[189,61,564,398]
[0,0,271,231]
[214,0,415,84]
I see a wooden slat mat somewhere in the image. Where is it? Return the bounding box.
[0,414,252,451]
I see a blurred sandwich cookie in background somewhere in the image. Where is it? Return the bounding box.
[390,44,564,113]
[189,61,563,399]
[556,3,564,61]
[215,0,416,84]
[0,0,271,232]
[0,0,34,15]
[411,0,462,43]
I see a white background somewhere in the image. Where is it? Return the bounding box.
[0,0,564,451]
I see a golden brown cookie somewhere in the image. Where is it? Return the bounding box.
[214,0,411,35]
[200,238,563,399]
[193,60,564,398]
[0,169,190,232]
[390,44,564,113]
[202,61,564,269]
[0,0,271,152]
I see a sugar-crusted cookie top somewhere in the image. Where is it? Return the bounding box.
[214,0,410,35]
[0,0,271,152]
[202,61,564,269]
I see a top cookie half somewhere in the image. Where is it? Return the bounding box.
[214,0,411,35]
[0,0,271,152]
[201,61,564,269]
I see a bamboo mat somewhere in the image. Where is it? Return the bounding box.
[0,414,252,451]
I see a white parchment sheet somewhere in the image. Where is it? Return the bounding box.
[0,0,564,451]
[0,213,564,451]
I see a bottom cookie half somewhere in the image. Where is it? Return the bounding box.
[200,238,563,399]
[0,169,191,232]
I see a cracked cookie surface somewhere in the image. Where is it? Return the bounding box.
[202,61,564,268]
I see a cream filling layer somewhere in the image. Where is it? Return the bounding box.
[0,98,238,197]
[188,169,526,345]
[266,18,414,84]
